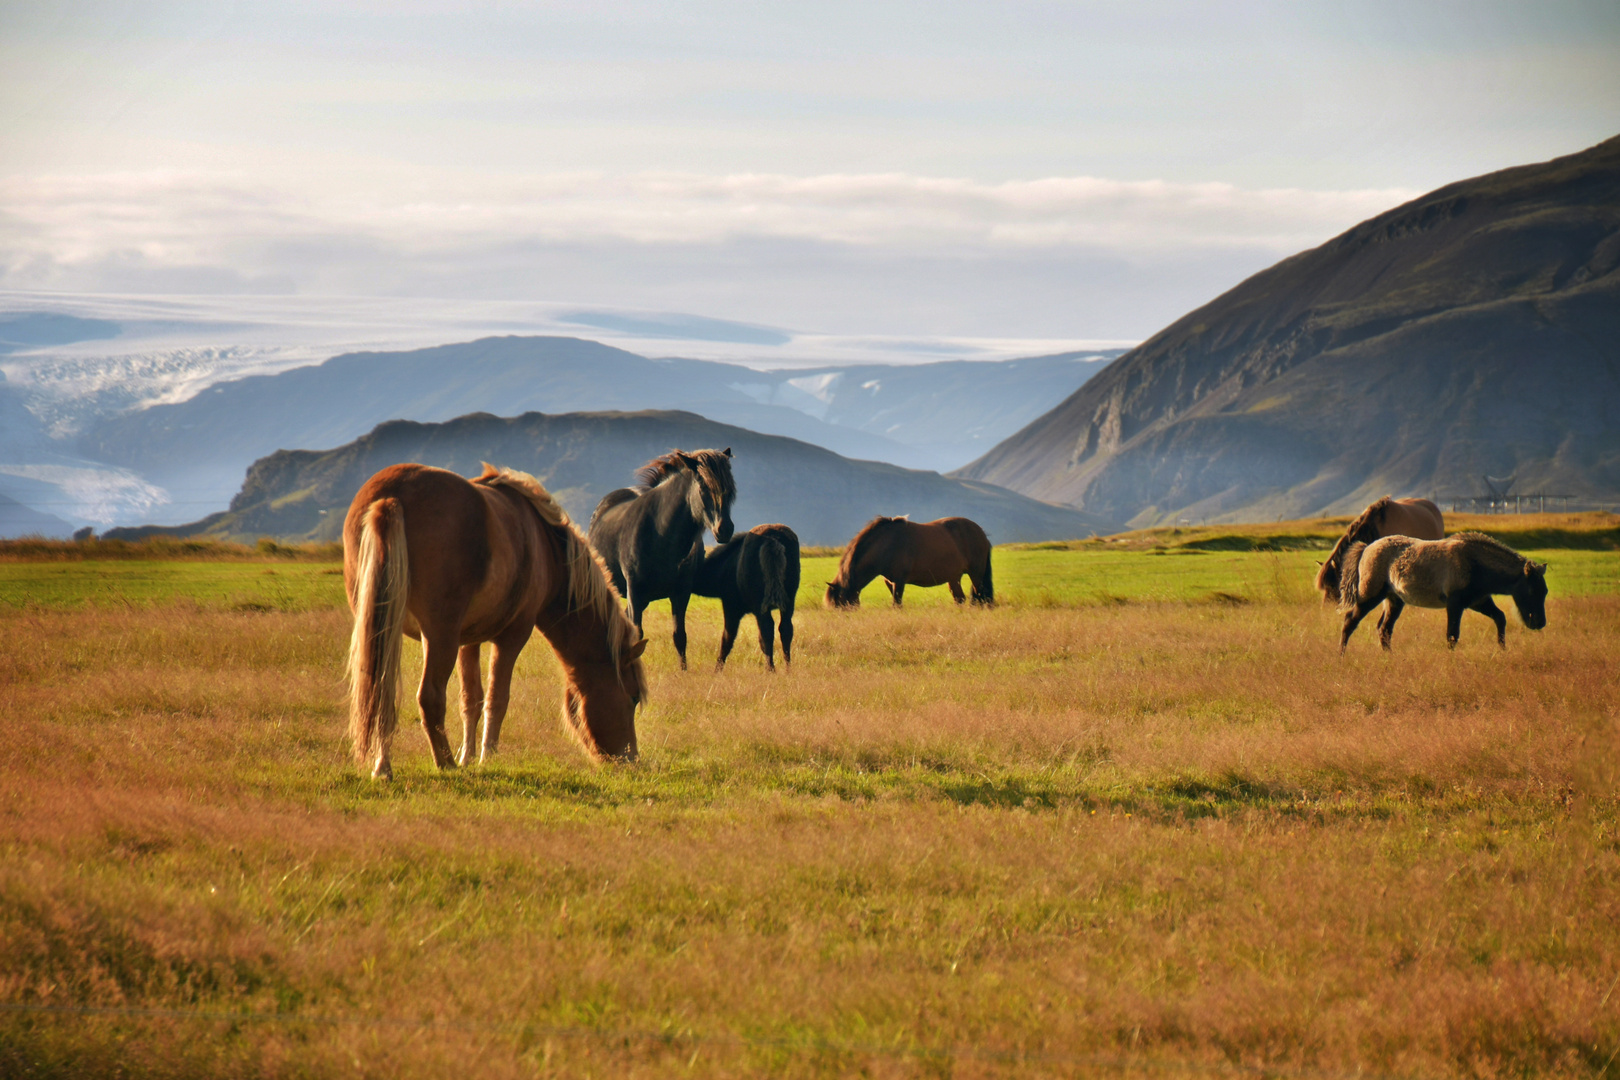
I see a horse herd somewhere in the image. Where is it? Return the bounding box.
[341,457,1548,779]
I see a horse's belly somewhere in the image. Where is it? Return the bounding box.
[1388,575,1449,609]
[903,569,953,587]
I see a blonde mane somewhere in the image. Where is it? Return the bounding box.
[472,464,644,688]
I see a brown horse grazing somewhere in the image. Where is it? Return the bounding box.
[345,463,648,780]
[1337,532,1547,653]
[824,516,993,608]
[1315,496,1444,601]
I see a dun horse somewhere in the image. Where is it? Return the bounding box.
[1337,532,1547,652]
[692,523,800,671]
[824,516,993,608]
[345,463,648,779]
[589,448,736,669]
[1316,496,1444,601]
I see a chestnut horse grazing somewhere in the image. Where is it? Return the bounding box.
[345,463,648,779]
[1337,532,1547,653]
[692,523,800,671]
[1315,496,1444,601]
[825,516,992,608]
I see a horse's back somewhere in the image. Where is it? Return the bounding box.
[345,463,547,639]
[1367,535,1470,609]
[1388,498,1444,541]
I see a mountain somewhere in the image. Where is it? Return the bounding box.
[954,137,1620,525]
[102,409,1115,546]
[720,352,1117,469]
[75,336,1115,524]
[0,492,73,539]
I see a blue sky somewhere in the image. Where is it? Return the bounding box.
[3,0,1617,340]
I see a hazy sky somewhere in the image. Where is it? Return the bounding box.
[3,0,1617,340]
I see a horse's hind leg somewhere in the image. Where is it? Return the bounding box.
[416,631,461,770]
[480,621,534,760]
[947,578,966,604]
[754,608,777,671]
[1339,593,1384,653]
[455,644,483,766]
[1377,597,1405,651]
[1472,596,1508,648]
[779,604,794,668]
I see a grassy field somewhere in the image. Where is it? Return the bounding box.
[2,519,1617,1078]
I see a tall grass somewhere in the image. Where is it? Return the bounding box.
[1,549,1616,1078]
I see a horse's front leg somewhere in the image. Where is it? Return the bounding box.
[947,578,966,604]
[716,602,741,672]
[888,579,906,607]
[480,621,534,760]
[1472,596,1508,648]
[671,591,691,670]
[1445,599,1467,648]
[417,631,461,770]
[455,644,483,766]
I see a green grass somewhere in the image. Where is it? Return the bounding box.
[0,559,348,611]
[3,542,1618,1078]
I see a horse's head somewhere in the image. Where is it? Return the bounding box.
[562,633,649,762]
[1512,560,1549,631]
[676,447,736,543]
[824,579,858,608]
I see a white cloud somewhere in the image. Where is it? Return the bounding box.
[0,168,1416,337]
[1,168,1413,259]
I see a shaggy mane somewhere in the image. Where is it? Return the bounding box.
[1449,531,1530,575]
[1316,496,1393,600]
[472,464,645,696]
[836,515,905,581]
[635,448,737,501]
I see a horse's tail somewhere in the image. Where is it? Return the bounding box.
[1336,540,1369,612]
[347,498,409,766]
[758,535,787,612]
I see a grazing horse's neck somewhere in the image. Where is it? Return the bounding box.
[839,534,885,594]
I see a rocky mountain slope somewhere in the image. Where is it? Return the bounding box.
[104,409,1114,546]
[954,137,1620,525]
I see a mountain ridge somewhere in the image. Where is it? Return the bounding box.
[104,408,1115,546]
[953,136,1620,524]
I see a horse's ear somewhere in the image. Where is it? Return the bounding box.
[674,451,697,470]
[723,446,732,457]
[627,637,649,661]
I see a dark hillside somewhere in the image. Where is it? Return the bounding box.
[954,136,1620,525]
[104,410,1113,546]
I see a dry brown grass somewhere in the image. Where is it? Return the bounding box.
[1,564,1617,1079]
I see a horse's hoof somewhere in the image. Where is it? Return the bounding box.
[371,763,393,781]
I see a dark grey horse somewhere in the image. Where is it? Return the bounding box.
[589,448,736,669]
[693,523,800,672]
